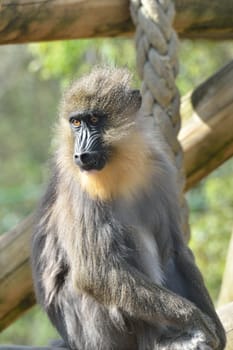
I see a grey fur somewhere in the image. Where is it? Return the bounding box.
[31,67,225,350]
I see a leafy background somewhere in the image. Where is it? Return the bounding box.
[0,38,232,345]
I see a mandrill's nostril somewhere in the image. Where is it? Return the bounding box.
[79,152,93,165]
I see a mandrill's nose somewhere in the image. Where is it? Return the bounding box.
[79,152,94,165]
[74,151,103,171]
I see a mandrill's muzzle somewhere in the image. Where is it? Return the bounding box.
[74,151,106,172]
[72,118,108,172]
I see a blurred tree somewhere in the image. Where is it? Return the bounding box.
[0,45,60,234]
[0,37,232,345]
[177,40,233,95]
[188,161,233,301]
[29,38,233,95]
[0,306,58,346]
[29,38,139,86]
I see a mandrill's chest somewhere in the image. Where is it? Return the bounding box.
[134,226,164,285]
[112,195,165,286]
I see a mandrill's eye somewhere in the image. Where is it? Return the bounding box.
[89,115,99,125]
[71,118,81,128]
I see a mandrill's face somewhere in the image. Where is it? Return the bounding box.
[58,67,149,201]
[60,68,142,175]
[69,109,109,172]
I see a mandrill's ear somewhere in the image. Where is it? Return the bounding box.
[128,89,142,113]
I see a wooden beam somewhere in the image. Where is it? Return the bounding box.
[0,61,233,331]
[179,60,233,191]
[0,0,133,44]
[1,0,233,45]
[174,0,233,40]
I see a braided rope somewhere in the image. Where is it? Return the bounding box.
[130,0,190,239]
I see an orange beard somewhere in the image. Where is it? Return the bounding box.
[78,132,153,201]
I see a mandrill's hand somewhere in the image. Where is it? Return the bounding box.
[159,331,212,350]
[159,310,221,350]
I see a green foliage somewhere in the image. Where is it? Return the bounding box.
[188,160,233,301]
[0,45,60,234]
[29,38,233,95]
[29,38,139,86]
[177,40,233,95]
[0,306,58,346]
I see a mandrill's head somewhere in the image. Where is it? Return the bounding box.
[57,67,153,201]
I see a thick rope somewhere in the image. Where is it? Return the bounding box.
[130,0,190,239]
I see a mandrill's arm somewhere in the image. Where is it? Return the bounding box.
[173,243,226,348]
[73,224,222,349]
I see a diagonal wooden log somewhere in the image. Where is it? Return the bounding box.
[1,0,233,45]
[0,60,233,331]
[180,60,233,190]
[0,215,35,331]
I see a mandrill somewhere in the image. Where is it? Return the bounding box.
[31,67,225,350]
